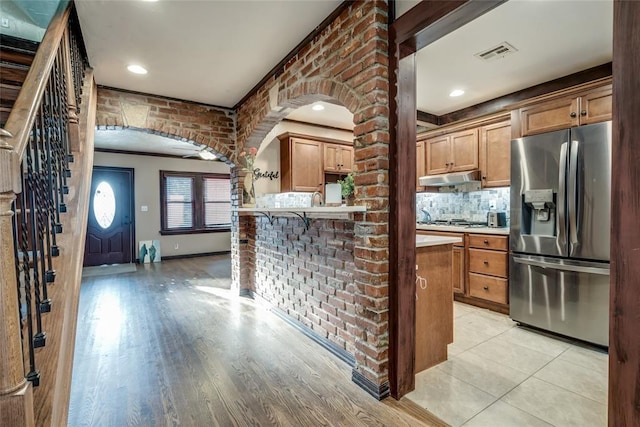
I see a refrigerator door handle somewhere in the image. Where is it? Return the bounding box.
[568,140,579,247]
[558,142,568,247]
[513,256,610,275]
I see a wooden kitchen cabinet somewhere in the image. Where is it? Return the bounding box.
[479,120,511,188]
[415,243,454,373]
[517,84,612,137]
[417,230,465,295]
[324,143,353,173]
[416,140,426,192]
[417,229,509,312]
[426,129,478,175]
[279,134,323,192]
[467,234,509,306]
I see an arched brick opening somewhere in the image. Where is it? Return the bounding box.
[93,127,236,167]
[233,0,392,398]
[95,87,237,165]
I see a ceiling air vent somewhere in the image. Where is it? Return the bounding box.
[474,42,518,61]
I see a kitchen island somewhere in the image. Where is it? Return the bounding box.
[415,235,462,373]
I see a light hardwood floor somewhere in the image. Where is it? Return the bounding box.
[68,255,440,426]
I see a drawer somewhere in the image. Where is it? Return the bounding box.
[469,273,508,305]
[468,234,508,250]
[468,248,508,277]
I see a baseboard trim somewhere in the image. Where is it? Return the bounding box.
[351,369,390,401]
[159,251,231,261]
[252,293,355,367]
[238,288,253,298]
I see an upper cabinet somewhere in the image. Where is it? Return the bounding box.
[324,143,353,173]
[479,120,511,188]
[278,133,354,193]
[515,83,612,137]
[426,129,479,175]
[279,135,324,192]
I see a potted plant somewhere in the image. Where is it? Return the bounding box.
[338,173,355,206]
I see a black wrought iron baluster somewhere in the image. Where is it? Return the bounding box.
[25,139,46,349]
[33,109,52,313]
[49,60,69,213]
[11,198,25,350]
[56,49,73,167]
[44,110,62,255]
[38,102,58,279]
[19,162,40,387]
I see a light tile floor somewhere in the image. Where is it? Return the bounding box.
[407,302,608,427]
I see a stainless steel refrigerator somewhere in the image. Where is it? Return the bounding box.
[509,121,611,346]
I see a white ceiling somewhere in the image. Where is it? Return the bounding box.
[84,0,613,155]
[416,0,612,115]
[75,0,341,108]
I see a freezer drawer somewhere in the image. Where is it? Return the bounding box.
[509,254,609,346]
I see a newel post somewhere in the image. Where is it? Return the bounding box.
[0,130,34,426]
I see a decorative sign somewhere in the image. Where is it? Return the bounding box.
[253,168,279,181]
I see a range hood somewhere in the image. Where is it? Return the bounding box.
[419,170,481,187]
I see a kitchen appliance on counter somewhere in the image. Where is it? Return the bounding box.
[510,121,611,346]
[487,212,507,228]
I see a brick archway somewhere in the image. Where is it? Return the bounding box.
[95,87,237,165]
[234,0,392,399]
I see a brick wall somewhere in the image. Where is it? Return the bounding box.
[253,217,359,354]
[234,0,391,393]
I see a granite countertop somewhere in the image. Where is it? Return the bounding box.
[416,223,510,235]
[416,235,463,248]
[237,206,366,213]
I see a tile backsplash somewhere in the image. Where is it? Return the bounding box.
[416,188,510,223]
[256,192,313,208]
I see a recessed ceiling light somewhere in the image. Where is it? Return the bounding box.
[312,103,325,111]
[127,65,148,75]
[449,89,465,97]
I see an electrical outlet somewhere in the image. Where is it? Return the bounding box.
[1,18,10,28]
[489,199,497,210]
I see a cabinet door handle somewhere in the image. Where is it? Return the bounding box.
[570,112,577,118]
[581,110,587,116]
[482,176,487,180]
[483,286,489,291]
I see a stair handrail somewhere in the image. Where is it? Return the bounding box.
[0,2,78,425]
[1,3,72,191]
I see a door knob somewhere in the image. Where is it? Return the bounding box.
[581,110,587,116]
[570,112,577,118]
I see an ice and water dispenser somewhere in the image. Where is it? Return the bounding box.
[521,189,556,236]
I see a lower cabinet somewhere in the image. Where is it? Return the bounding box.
[417,229,509,312]
[417,230,465,295]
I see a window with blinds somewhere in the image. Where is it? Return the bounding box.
[204,177,231,226]
[160,171,231,234]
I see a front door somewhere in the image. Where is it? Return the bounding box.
[84,167,134,266]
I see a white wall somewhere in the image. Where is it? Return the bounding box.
[93,152,232,258]
[253,121,354,198]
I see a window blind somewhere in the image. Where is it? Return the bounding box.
[204,177,231,226]
[165,176,194,228]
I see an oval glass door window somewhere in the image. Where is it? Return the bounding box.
[93,181,116,229]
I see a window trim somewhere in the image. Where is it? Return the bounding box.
[160,171,231,235]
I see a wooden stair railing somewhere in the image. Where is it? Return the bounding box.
[0,3,94,426]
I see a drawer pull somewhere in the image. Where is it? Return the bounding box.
[483,260,489,265]
[483,286,489,290]
[483,240,489,244]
